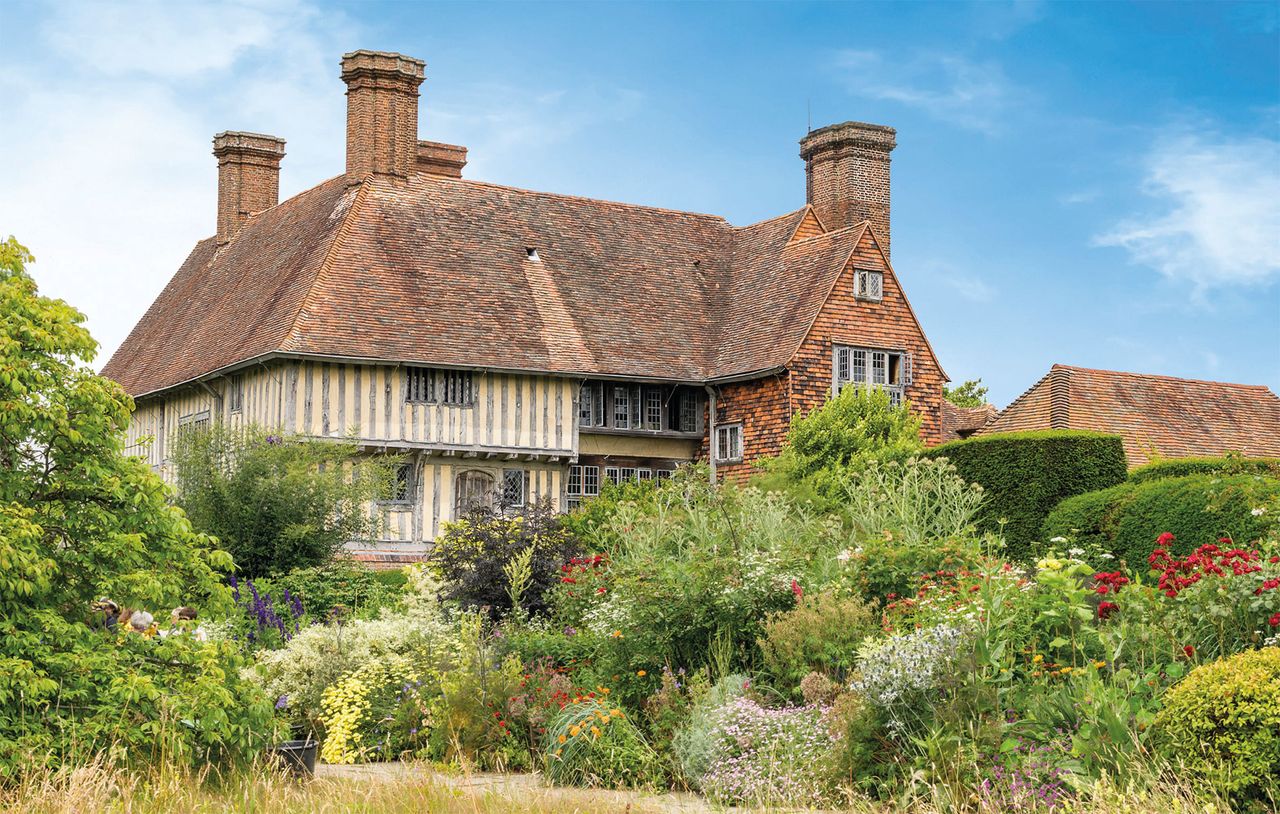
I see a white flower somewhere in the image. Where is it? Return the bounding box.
[1067,547,1084,558]
[1049,536,1067,544]
[836,549,852,563]
[1252,507,1266,517]
[1099,552,1115,560]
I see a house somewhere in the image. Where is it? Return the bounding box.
[980,364,1280,467]
[102,50,947,561]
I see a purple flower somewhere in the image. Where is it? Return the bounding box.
[275,695,289,710]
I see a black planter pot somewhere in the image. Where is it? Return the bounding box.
[267,738,318,778]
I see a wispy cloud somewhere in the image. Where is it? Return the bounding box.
[1095,130,1280,291]
[833,49,1021,133]
[919,259,997,302]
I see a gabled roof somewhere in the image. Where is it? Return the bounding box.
[980,364,1280,466]
[941,400,997,442]
[102,171,916,398]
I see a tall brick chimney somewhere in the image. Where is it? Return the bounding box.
[213,131,286,245]
[341,50,425,181]
[799,121,896,256]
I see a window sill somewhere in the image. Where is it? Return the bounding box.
[580,427,703,440]
[715,458,744,465]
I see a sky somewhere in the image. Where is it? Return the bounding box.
[0,0,1277,408]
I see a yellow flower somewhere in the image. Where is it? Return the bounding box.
[1094,660,1106,669]
[569,725,581,737]
[611,630,623,638]
[1032,654,1044,664]
[601,688,611,696]
[636,670,647,677]
[611,708,623,718]
[591,726,601,738]
[557,734,566,744]
[555,748,563,756]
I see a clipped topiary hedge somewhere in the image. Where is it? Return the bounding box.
[924,430,1128,562]
[1129,454,1280,484]
[1042,473,1280,567]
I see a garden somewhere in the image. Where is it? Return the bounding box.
[3,232,1280,813]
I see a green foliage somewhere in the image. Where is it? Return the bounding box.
[1042,474,1280,566]
[319,654,421,764]
[925,430,1128,562]
[428,501,582,619]
[272,562,404,620]
[544,699,664,789]
[170,423,395,578]
[758,592,878,696]
[1129,453,1280,484]
[669,674,750,789]
[759,386,924,505]
[943,378,989,409]
[0,236,272,776]
[1154,647,1280,800]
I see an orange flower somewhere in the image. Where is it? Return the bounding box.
[636,670,647,677]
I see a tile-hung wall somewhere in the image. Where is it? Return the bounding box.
[122,361,579,544]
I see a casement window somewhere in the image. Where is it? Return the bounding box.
[655,469,674,482]
[612,385,632,429]
[177,410,211,434]
[579,382,606,427]
[454,470,495,515]
[644,388,663,431]
[714,424,743,463]
[228,374,244,413]
[673,388,700,433]
[833,345,912,406]
[855,269,884,302]
[406,367,475,406]
[566,464,600,510]
[383,462,414,505]
[501,468,530,510]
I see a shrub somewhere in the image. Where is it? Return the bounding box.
[1154,647,1280,800]
[925,430,1128,561]
[1042,474,1280,567]
[544,698,663,789]
[850,623,970,736]
[170,424,396,578]
[0,236,273,775]
[759,592,877,696]
[319,655,420,764]
[671,674,751,788]
[758,386,924,505]
[698,696,846,808]
[428,500,582,619]
[224,574,306,651]
[273,562,403,619]
[249,605,456,735]
[1130,453,1280,484]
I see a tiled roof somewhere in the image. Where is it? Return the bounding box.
[980,364,1280,466]
[103,171,877,397]
[940,400,996,442]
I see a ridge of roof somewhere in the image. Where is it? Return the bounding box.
[732,206,809,232]
[422,173,731,224]
[1051,363,1277,392]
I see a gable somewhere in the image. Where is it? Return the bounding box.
[788,206,826,242]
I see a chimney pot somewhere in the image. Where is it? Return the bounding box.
[213,131,286,245]
[341,50,426,181]
[799,121,896,256]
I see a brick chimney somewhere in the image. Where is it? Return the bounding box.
[799,121,896,256]
[416,140,467,178]
[213,131,286,245]
[341,50,425,181]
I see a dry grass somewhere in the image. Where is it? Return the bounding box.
[0,761,1242,814]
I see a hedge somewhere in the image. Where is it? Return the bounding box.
[1042,473,1280,568]
[1129,455,1280,484]
[924,430,1128,562]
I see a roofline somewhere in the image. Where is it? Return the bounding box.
[122,350,729,402]
[1050,363,1279,393]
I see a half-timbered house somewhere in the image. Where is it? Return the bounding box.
[102,50,948,562]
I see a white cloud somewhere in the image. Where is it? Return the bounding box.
[833,49,1020,133]
[1095,131,1280,290]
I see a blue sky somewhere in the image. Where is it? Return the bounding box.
[1,0,1276,406]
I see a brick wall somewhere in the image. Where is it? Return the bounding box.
[702,373,791,483]
[213,131,285,245]
[799,122,895,257]
[341,50,425,181]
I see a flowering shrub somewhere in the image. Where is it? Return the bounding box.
[544,697,663,789]
[1154,647,1280,800]
[319,655,419,764]
[698,696,845,808]
[850,623,969,734]
[1148,533,1280,659]
[758,591,877,696]
[226,575,305,650]
[548,553,611,627]
[979,728,1072,811]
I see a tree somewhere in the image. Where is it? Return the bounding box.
[170,423,396,578]
[944,378,989,409]
[758,386,924,504]
[0,236,271,775]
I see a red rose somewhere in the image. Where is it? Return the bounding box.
[1183,645,1195,658]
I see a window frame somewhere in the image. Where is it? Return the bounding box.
[454,469,495,516]
[501,468,530,511]
[228,374,244,413]
[381,462,416,506]
[405,367,475,407]
[714,423,743,463]
[832,343,911,406]
[855,269,884,302]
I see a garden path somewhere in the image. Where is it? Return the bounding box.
[317,762,714,812]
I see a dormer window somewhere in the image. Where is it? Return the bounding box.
[855,269,883,302]
[525,247,541,262]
